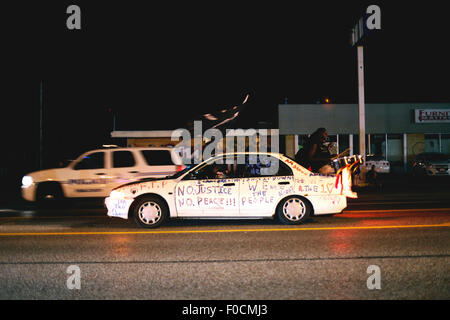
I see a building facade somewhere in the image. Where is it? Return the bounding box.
[279,103,450,173]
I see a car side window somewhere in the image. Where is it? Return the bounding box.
[113,151,136,168]
[243,155,293,177]
[74,152,105,170]
[184,156,242,180]
[141,150,174,165]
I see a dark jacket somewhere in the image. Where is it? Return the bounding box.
[295,136,331,172]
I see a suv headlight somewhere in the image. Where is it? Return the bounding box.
[22,176,33,188]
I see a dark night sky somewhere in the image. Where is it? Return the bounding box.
[1,1,450,171]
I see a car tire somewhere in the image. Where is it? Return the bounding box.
[132,195,168,228]
[276,196,311,225]
[36,182,64,208]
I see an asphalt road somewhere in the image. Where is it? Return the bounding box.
[0,193,449,300]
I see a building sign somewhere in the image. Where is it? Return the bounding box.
[351,5,382,46]
[415,109,450,123]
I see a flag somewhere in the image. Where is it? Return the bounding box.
[196,93,249,130]
[179,94,250,163]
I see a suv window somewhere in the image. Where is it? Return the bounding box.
[74,152,105,170]
[113,151,136,168]
[141,150,174,165]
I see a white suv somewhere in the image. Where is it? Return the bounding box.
[21,147,184,203]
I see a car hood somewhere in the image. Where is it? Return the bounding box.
[26,168,70,182]
[425,161,450,166]
[113,176,175,191]
[113,178,177,198]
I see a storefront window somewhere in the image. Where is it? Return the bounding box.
[353,135,360,155]
[338,134,350,155]
[327,135,338,155]
[369,134,387,159]
[297,135,309,152]
[387,134,403,165]
[442,134,450,155]
[424,134,440,153]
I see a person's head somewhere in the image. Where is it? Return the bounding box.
[312,128,328,142]
[212,165,225,177]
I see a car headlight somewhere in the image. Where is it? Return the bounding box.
[22,176,33,188]
[110,190,126,199]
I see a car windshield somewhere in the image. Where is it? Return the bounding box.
[57,159,73,167]
[423,153,450,161]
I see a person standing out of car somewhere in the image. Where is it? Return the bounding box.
[295,128,334,174]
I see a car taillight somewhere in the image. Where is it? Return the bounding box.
[176,165,186,172]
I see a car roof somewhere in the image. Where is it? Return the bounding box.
[89,147,176,153]
[416,152,449,160]
[205,152,285,159]
[211,152,283,156]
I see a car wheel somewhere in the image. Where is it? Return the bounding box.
[133,196,168,228]
[36,183,64,208]
[276,196,311,225]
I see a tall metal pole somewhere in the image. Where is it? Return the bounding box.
[39,81,43,169]
[357,46,366,162]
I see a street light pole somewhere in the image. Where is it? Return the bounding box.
[351,5,381,185]
[357,46,366,163]
[39,81,43,169]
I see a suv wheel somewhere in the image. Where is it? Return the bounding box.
[36,183,64,208]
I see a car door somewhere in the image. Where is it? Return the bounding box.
[239,155,294,217]
[175,156,240,217]
[64,151,108,197]
[107,150,141,191]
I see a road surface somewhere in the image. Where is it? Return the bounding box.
[0,196,448,300]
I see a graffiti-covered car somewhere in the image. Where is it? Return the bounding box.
[105,152,358,228]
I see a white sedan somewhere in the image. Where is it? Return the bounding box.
[105,152,357,228]
[364,155,390,174]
